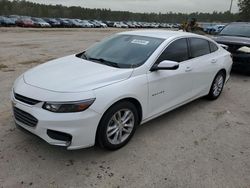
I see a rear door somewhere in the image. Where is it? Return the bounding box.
[187,38,220,96]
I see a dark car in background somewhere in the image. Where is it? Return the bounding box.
[43,18,61,27]
[213,22,250,74]
[103,21,115,27]
[57,18,73,27]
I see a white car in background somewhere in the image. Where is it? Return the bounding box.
[114,22,128,28]
[83,20,94,28]
[12,30,232,150]
[31,17,51,27]
[95,20,107,28]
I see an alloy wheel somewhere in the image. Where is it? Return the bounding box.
[106,109,135,145]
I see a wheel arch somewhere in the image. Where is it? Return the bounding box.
[99,97,143,126]
[95,97,143,145]
[218,69,227,78]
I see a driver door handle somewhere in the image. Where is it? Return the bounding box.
[185,66,192,72]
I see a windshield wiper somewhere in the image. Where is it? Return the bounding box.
[81,52,89,60]
[88,57,120,68]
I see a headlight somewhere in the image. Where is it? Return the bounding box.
[42,99,95,113]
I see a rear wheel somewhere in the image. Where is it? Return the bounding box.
[96,101,139,150]
[207,71,225,100]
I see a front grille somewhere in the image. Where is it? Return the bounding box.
[13,107,38,127]
[14,93,41,105]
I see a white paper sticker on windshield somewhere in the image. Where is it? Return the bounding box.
[131,39,149,45]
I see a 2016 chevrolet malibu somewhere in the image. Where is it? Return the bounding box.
[12,30,233,150]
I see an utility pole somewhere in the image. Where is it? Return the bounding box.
[229,0,233,13]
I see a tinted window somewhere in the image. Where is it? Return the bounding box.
[83,34,164,68]
[209,41,218,52]
[156,38,189,63]
[220,23,250,38]
[189,38,210,58]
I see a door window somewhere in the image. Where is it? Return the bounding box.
[156,38,189,63]
[189,38,210,58]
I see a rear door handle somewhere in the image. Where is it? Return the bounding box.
[211,59,217,64]
[185,67,192,72]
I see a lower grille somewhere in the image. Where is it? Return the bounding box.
[13,107,38,127]
[47,130,72,142]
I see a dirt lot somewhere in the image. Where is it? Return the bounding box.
[0,28,250,188]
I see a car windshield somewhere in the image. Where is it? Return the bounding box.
[82,34,164,68]
[219,23,250,38]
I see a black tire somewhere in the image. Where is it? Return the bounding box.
[207,71,226,100]
[96,101,139,150]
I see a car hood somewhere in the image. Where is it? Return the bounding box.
[213,35,250,47]
[23,55,133,93]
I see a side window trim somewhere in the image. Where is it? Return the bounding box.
[187,38,192,59]
[208,41,212,53]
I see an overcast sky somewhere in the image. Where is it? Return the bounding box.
[26,0,239,13]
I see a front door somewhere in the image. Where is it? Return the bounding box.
[147,38,195,117]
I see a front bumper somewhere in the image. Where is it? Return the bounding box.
[11,79,102,150]
[232,54,250,73]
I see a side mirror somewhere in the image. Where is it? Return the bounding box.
[151,60,179,71]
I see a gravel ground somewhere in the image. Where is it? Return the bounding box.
[0,27,250,188]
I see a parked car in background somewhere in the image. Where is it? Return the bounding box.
[67,19,83,28]
[205,24,225,34]
[125,22,136,28]
[31,17,51,27]
[114,22,128,28]
[81,20,94,28]
[74,19,87,28]
[96,20,107,28]
[149,23,159,28]
[132,22,141,28]
[44,18,61,27]
[12,30,232,150]
[213,22,250,74]
[8,15,20,22]
[89,20,101,28]
[103,21,115,27]
[16,18,34,27]
[57,18,73,27]
[0,16,16,26]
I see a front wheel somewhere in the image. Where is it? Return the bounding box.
[207,71,225,100]
[96,101,139,150]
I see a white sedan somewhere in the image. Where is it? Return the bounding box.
[11,30,233,150]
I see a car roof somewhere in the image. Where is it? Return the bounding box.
[119,30,200,40]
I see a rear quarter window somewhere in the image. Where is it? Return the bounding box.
[209,41,219,52]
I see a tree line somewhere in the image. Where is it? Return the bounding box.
[238,0,250,21]
[0,0,244,23]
